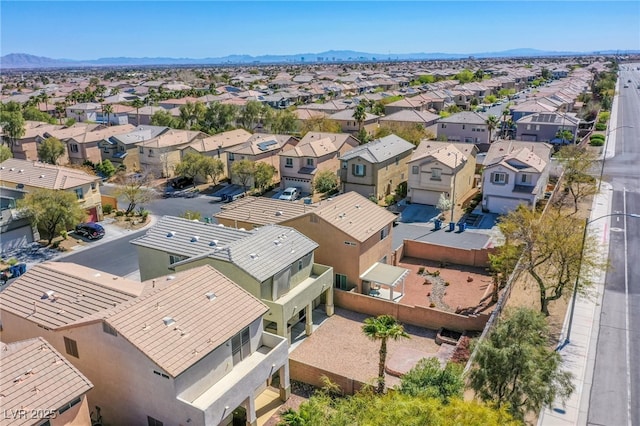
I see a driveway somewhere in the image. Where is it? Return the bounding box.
[398,203,440,224]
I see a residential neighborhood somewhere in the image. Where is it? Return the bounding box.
[1,26,639,426]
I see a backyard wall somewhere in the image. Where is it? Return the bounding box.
[399,239,495,268]
[289,359,366,395]
[334,289,489,332]
[101,195,118,210]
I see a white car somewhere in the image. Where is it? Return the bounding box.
[279,187,299,201]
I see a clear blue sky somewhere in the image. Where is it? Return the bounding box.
[2,1,639,59]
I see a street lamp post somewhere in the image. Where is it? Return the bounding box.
[563,212,640,347]
[598,125,633,191]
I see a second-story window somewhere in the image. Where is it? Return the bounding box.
[285,158,293,168]
[521,174,532,184]
[148,149,154,157]
[431,168,442,180]
[74,188,84,200]
[231,327,250,366]
[70,144,79,153]
[352,164,366,177]
[306,158,314,167]
[139,146,144,154]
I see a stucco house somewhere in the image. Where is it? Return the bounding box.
[328,109,379,136]
[132,217,334,342]
[0,158,103,222]
[279,132,359,194]
[339,134,415,200]
[65,103,101,123]
[436,111,491,144]
[66,124,135,165]
[10,121,62,162]
[1,337,94,426]
[379,109,440,129]
[0,262,290,426]
[137,129,208,178]
[481,140,553,213]
[406,141,478,208]
[214,192,407,300]
[0,186,38,253]
[182,129,253,180]
[515,112,580,144]
[98,125,171,172]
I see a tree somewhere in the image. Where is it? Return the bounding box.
[22,106,55,124]
[399,358,464,402]
[55,102,66,125]
[497,206,603,315]
[314,169,339,194]
[362,314,409,394]
[174,152,203,185]
[238,100,264,131]
[436,192,452,220]
[555,129,574,144]
[264,109,297,134]
[37,137,66,165]
[300,116,341,136]
[353,103,367,132]
[18,188,87,245]
[102,104,113,126]
[454,69,474,83]
[488,242,521,303]
[39,92,50,112]
[556,145,598,214]
[179,101,206,130]
[131,98,144,125]
[231,159,256,191]
[202,102,238,134]
[150,110,179,128]
[95,159,116,179]
[473,69,485,81]
[199,156,224,185]
[253,162,277,192]
[0,144,13,162]
[469,307,574,421]
[485,115,499,142]
[113,171,156,214]
[0,103,25,151]
[374,123,431,146]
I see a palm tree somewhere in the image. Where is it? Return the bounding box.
[55,102,66,124]
[501,107,510,138]
[362,314,409,394]
[353,103,367,132]
[102,104,113,126]
[38,92,50,112]
[485,115,499,143]
[131,98,144,125]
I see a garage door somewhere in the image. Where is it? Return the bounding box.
[282,177,312,194]
[0,226,34,253]
[486,196,529,214]
[410,189,441,206]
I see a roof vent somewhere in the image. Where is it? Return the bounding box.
[275,211,283,216]
[167,231,176,237]
[218,224,224,227]
[162,317,175,327]
[191,236,200,242]
[274,240,281,246]
[42,290,55,300]
[18,169,24,173]
[355,205,360,209]
[9,168,15,171]
[166,275,175,281]
[250,253,259,259]
[40,175,45,178]
[209,240,218,247]
[206,292,217,301]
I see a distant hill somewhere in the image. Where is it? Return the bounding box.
[1,49,637,69]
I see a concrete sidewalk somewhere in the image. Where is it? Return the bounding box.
[538,182,613,426]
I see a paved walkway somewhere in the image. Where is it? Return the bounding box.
[538,182,612,425]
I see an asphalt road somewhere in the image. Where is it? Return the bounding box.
[587,64,640,426]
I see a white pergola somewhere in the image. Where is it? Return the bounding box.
[360,262,410,302]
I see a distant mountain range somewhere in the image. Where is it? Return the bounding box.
[1,49,638,69]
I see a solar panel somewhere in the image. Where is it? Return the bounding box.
[257,140,278,151]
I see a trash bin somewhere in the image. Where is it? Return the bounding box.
[17,263,27,275]
[303,197,312,205]
[204,217,211,223]
[434,219,442,230]
[457,223,466,233]
[448,222,456,232]
[9,265,20,278]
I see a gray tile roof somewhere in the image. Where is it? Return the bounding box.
[0,262,144,330]
[0,158,99,190]
[132,216,318,282]
[105,265,268,377]
[438,111,488,125]
[0,337,93,425]
[109,125,170,146]
[340,135,414,163]
[214,196,317,226]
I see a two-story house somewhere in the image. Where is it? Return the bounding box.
[182,129,253,180]
[515,112,580,144]
[1,337,94,426]
[137,129,208,178]
[98,125,171,172]
[0,158,103,221]
[226,134,297,189]
[0,262,290,426]
[65,103,101,123]
[279,132,359,194]
[10,121,62,162]
[132,217,334,342]
[406,141,478,208]
[379,109,440,130]
[66,124,135,165]
[328,109,379,136]
[339,135,415,200]
[481,140,553,213]
[437,111,490,144]
[1,186,38,253]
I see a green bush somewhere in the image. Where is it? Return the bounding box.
[7,258,19,266]
[590,139,605,146]
[595,123,607,131]
[60,230,68,240]
[115,210,125,217]
[590,134,605,141]
[598,111,610,123]
[103,204,114,215]
[385,194,396,205]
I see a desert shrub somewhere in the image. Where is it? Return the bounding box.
[7,258,19,266]
[590,134,605,142]
[115,210,124,217]
[589,139,605,146]
[385,194,396,205]
[60,230,68,240]
[103,204,114,215]
[450,336,472,364]
[595,123,606,131]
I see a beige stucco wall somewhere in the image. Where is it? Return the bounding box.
[138,147,181,178]
[51,394,92,426]
[342,151,411,199]
[408,155,475,207]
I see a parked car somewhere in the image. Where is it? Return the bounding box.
[279,187,299,201]
[171,176,194,189]
[75,222,105,240]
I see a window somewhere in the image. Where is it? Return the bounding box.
[344,241,357,246]
[492,172,507,184]
[147,416,163,426]
[412,165,419,175]
[169,254,186,264]
[380,226,388,240]
[535,125,540,131]
[228,153,235,161]
[74,188,84,200]
[103,147,110,153]
[306,158,314,167]
[395,157,399,166]
[352,164,366,177]
[91,183,96,191]
[462,125,465,130]
[335,274,347,290]
[285,158,293,168]
[102,322,117,336]
[148,149,154,157]
[231,327,251,366]
[139,146,144,154]
[119,146,125,152]
[431,168,442,180]
[441,124,447,129]
[526,124,531,130]
[64,337,78,358]
[521,174,532,184]
[58,397,81,415]
[70,144,79,153]
[342,161,348,169]
[153,370,170,379]
[298,259,303,271]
